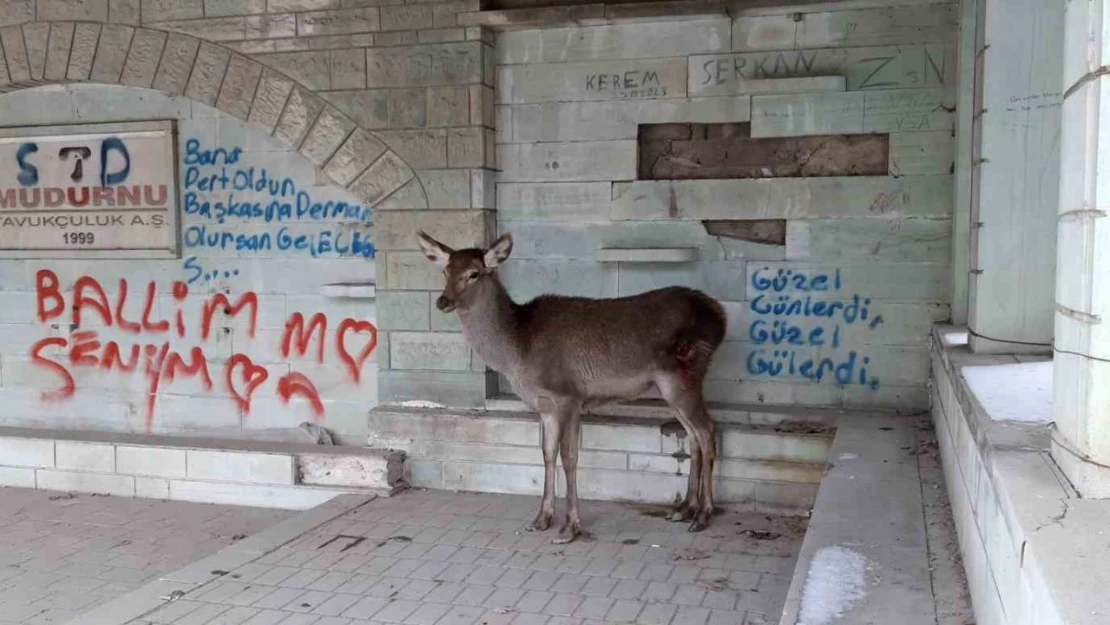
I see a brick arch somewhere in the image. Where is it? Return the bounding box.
[0,21,429,210]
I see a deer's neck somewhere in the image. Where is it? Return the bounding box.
[457,277,521,374]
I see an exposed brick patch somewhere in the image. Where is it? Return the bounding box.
[637,123,890,180]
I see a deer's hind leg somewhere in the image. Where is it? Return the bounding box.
[657,374,718,533]
[668,435,701,523]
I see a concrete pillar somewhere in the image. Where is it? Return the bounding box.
[949,0,978,325]
[964,0,1063,353]
[1051,0,1110,497]
[372,28,498,409]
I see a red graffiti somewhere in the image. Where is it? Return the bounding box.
[225,354,269,413]
[30,337,73,401]
[202,292,257,340]
[30,270,376,430]
[282,312,327,362]
[277,372,325,419]
[337,319,377,384]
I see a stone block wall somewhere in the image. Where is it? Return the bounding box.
[0,0,489,440]
[490,1,957,411]
[0,0,959,442]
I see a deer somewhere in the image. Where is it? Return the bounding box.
[417,230,727,544]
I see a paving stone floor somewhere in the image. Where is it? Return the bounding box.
[127,489,808,625]
[0,487,291,625]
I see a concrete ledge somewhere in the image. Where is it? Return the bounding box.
[778,413,937,624]
[320,281,377,299]
[930,324,1107,625]
[66,494,376,625]
[459,0,952,29]
[485,395,842,428]
[595,246,699,263]
[369,405,835,513]
[0,427,404,510]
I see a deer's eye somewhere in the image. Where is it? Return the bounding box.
[466,270,479,281]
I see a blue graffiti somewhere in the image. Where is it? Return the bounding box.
[99,137,130,186]
[183,191,371,225]
[183,165,298,197]
[183,138,242,166]
[749,319,840,348]
[746,349,879,389]
[746,267,885,390]
[16,143,38,186]
[751,267,842,292]
[183,256,242,285]
[750,293,872,324]
[181,138,372,226]
[184,225,375,259]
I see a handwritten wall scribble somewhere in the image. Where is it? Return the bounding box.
[746,267,885,390]
[181,138,376,260]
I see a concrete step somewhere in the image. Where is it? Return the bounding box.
[368,406,836,514]
[0,426,405,509]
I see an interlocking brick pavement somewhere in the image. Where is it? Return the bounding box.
[0,487,291,625]
[126,490,807,625]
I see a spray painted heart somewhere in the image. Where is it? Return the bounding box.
[337,318,378,384]
[225,353,269,413]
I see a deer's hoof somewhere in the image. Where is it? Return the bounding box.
[669,505,695,523]
[553,523,580,544]
[526,515,552,532]
[687,520,707,533]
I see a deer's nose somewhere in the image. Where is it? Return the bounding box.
[436,295,454,312]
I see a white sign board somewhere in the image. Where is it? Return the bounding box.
[0,120,180,258]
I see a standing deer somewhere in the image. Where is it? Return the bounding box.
[417,230,727,543]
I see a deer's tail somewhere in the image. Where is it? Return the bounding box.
[671,291,728,389]
[689,290,727,350]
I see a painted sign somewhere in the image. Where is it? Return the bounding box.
[0,120,179,258]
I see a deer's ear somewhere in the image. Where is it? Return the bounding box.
[417,230,452,267]
[484,233,513,269]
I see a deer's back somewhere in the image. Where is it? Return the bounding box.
[511,286,726,397]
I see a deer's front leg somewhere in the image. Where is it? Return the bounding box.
[527,410,561,532]
[554,406,582,544]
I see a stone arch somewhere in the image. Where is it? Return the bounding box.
[0,21,429,211]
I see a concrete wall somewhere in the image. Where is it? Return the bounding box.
[0,0,961,440]
[490,1,958,411]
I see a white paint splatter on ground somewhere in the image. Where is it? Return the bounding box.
[797,545,870,625]
[962,360,1053,423]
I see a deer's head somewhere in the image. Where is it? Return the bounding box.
[416,230,513,313]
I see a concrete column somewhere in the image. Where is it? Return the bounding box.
[965,0,1063,353]
[1051,0,1110,497]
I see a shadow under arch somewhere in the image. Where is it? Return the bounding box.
[0,21,429,211]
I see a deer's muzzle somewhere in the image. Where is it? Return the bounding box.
[436,295,456,312]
